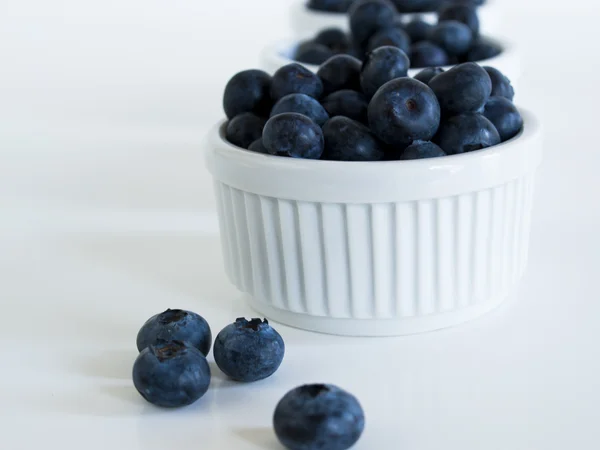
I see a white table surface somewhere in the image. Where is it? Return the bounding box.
[1,1,599,449]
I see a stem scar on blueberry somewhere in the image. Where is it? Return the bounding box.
[303,384,331,397]
[158,309,188,325]
[151,340,187,362]
[234,317,268,331]
[405,99,417,111]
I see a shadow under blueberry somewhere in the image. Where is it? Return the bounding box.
[233,427,282,450]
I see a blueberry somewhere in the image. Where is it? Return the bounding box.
[428,20,473,55]
[308,0,354,13]
[271,64,324,102]
[360,46,410,99]
[315,28,350,53]
[136,309,212,356]
[391,0,442,12]
[429,62,491,114]
[263,113,325,159]
[413,66,445,84]
[296,41,335,66]
[482,96,523,142]
[400,140,446,159]
[132,340,211,408]
[213,318,285,382]
[226,113,266,149]
[349,0,398,51]
[223,69,272,119]
[438,3,480,36]
[273,384,365,450]
[271,93,330,126]
[248,138,269,154]
[409,41,449,68]
[366,27,411,53]
[464,37,502,62]
[322,90,369,124]
[368,77,441,147]
[322,116,385,161]
[404,18,434,43]
[317,54,362,95]
[436,112,500,154]
[483,66,514,101]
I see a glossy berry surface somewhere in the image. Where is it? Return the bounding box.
[360,46,410,99]
[404,19,433,43]
[483,96,523,142]
[317,54,362,95]
[400,140,446,159]
[366,26,411,53]
[322,116,385,161]
[263,113,325,159]
[413,67,445,85]
[438,3,480,36]
[296,41,334,66]
[428,20,473,55]
[322,90,369,124]
[429,62,492,114]
[225,113,266,149]
[409,41,449,68]
[349,0,397,50]
[483,66,515,101]
[248,138,269,154]
[271,63,324,102]
[436,112,500,154]
[271,93,330,126]
[223,69,272,119]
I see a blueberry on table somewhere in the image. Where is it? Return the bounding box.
[271,63,324,102]
[308,0,355,13]
[295,41,335,66]
[273,384,365,450]
[483,66,515,101]
[465,37,502,62]
[133,340,211,408]
[223,69,272,119]
[271,93,330,126]
[226,113,266,149]
[404,18,434,43]
[429,62,491,114]
[436,112,500,154]
[136,309,212,356]
[321,90,369,124]
[437,3,480,36]
[413,66,445,85]
[428,20,473,55]
[213,318,285,382]
[349,0,398,51]
[366,26,411,53]
[248,138,269,154]
[314,28,350,53]
[360,46,410,99]
[368,77,441,148]
[322,116,385,161]
[263,113,325,159]
[409,41,449,68]
[317,54,362,95]
[483,97,523,142]
[400,140,446,159]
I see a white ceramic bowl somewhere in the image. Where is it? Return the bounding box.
[259,35,521,85]
[290,0,504,37]
[205,110,542,336]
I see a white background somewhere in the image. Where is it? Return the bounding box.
[1,1,600,449]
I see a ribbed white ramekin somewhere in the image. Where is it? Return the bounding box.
[259,35,521,86]
[290,0,504,37]
[205,111,542,336]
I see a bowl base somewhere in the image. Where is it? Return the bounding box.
[246,290,515,337]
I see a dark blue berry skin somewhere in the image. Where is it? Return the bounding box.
[296,41,335,66]
[271,94,330,126]
[366,27,411,53]
[349,0,398,51]
[413,66,445,84]
[226,113,266,149]
[404,19,434,43]
[483,66,514,101]
[409,41,449,68]
[436,112,500,154]
[317,54,362,95]
[483,97,523,142]
[438,3,480,36]
[322,116,385,161]
[368,77,441,147]
[263,113,325,159]
[428,20,473,55]
[391,0,442,12]
[273,384,365,450]
[322,90,369,124]
[248,138,269,154]
[465,37,502,62]
[213,318,285,382]
[315,28,350,53]
[400,140,446,159]
[133,340,211,408]
[136,309,212,356]
[429,62,491,114]
[223,70,272,119]
[308,0,354,12]
[271,64,324,102]
[360,46,410,99]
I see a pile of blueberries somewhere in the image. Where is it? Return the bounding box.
[297,0,499,68]
[308,0,485,13]
[132,309,365,450]
[223,56,522,161]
